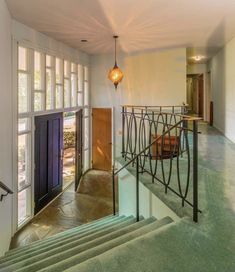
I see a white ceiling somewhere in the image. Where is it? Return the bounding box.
[6,0,235,61]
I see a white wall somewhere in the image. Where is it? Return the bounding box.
[210,37,235,142]
[118,163,179,222]
[0,0,13,256]
[91,48,186,154]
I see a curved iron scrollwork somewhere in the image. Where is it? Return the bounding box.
[117,105,200,222]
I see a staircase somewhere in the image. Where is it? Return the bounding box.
[0,215,173,272]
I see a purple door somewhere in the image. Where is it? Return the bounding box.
[34,113,63,214]
[75,109,83,191]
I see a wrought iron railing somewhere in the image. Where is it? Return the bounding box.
[0,181,13,202]
[112,105,201,222]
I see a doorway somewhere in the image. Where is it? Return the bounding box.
[186,74,204,118]
[63,112,76,190]
[34,113,63,214]
[34,110,83,214]
[92,108,112,171]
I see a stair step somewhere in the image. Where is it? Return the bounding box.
[0,215,132,264]
[0,216,138,270]
[17,217,172,272]
[64,217,174,272]
[5,214,120,257]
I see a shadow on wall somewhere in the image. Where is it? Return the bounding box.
[207,19,226,133]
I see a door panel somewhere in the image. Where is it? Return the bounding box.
[35,113,63,214]
[198,74,204,118]
[75,109,83,191]
[92,108,112,171]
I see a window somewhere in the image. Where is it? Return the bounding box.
[18,47,30,113]
[56,58,63,109]
[64,61,71,108]
[77,64,83,107]
[16,44,89,228]
[34,51,45,111]
[17,47,32,226]
[46,55,55,110]
[71,63,77,107]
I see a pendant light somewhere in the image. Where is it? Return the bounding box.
[108,35,124,89]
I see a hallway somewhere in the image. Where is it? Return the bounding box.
[10,170,114,249]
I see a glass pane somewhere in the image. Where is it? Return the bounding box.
[46,68,53,110]
[18,134,30,191]
[18,73,29,113]
[78,64,83,92]
[56,85,63,109]
[77,92,83,107]
[64,60,70,78]
[84,117,89,150]
[18,118,30,133]
[71,73,77,107]
[18,187,31,225]
[46,55,52,67]
[84,81,89,106]
[71,63,76,73]
[64,79,70,108]
[34,51,42,90]
[56,58,63,84]
[18,47,27,71]
[34,92,44,111]
[84,66,89,81]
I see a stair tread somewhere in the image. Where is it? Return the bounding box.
[6,214,121,256]
[18,217,172,272]
[0,216,133,264]
[5,217,155,272]
[64,216,175,272]
[0,216,138,269]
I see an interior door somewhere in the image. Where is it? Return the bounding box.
[92,108,112,171]
[75,109,83,191]
[34,113,63,214]
[198,74,204,118]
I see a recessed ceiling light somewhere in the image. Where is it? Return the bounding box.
[81,39,88,43]
[192,55,205,61]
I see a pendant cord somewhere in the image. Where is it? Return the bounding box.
[115,37,117,66]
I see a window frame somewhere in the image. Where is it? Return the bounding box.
[14,41,90,231]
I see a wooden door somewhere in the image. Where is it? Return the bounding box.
[198,74,204,118]
[92,108,112,171]
[34,113,63,214]
[75,109,83,191]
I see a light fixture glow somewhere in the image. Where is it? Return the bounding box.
[108,35,124,89]
[192,55,205,62]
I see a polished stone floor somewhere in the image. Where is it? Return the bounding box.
[10,170,115,249]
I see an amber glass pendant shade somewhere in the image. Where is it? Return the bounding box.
[108,63,124,89]
[108,36,124,89]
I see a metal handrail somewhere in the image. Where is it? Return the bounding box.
[0,181,13,202]
[112,111,200,223]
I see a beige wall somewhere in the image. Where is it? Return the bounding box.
[210,37,235,142]
[91,48,186,154]
[0,0,13,256]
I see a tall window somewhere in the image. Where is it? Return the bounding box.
[18,47,32,225]
[83,66,90,172]
[17,44,90,228]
